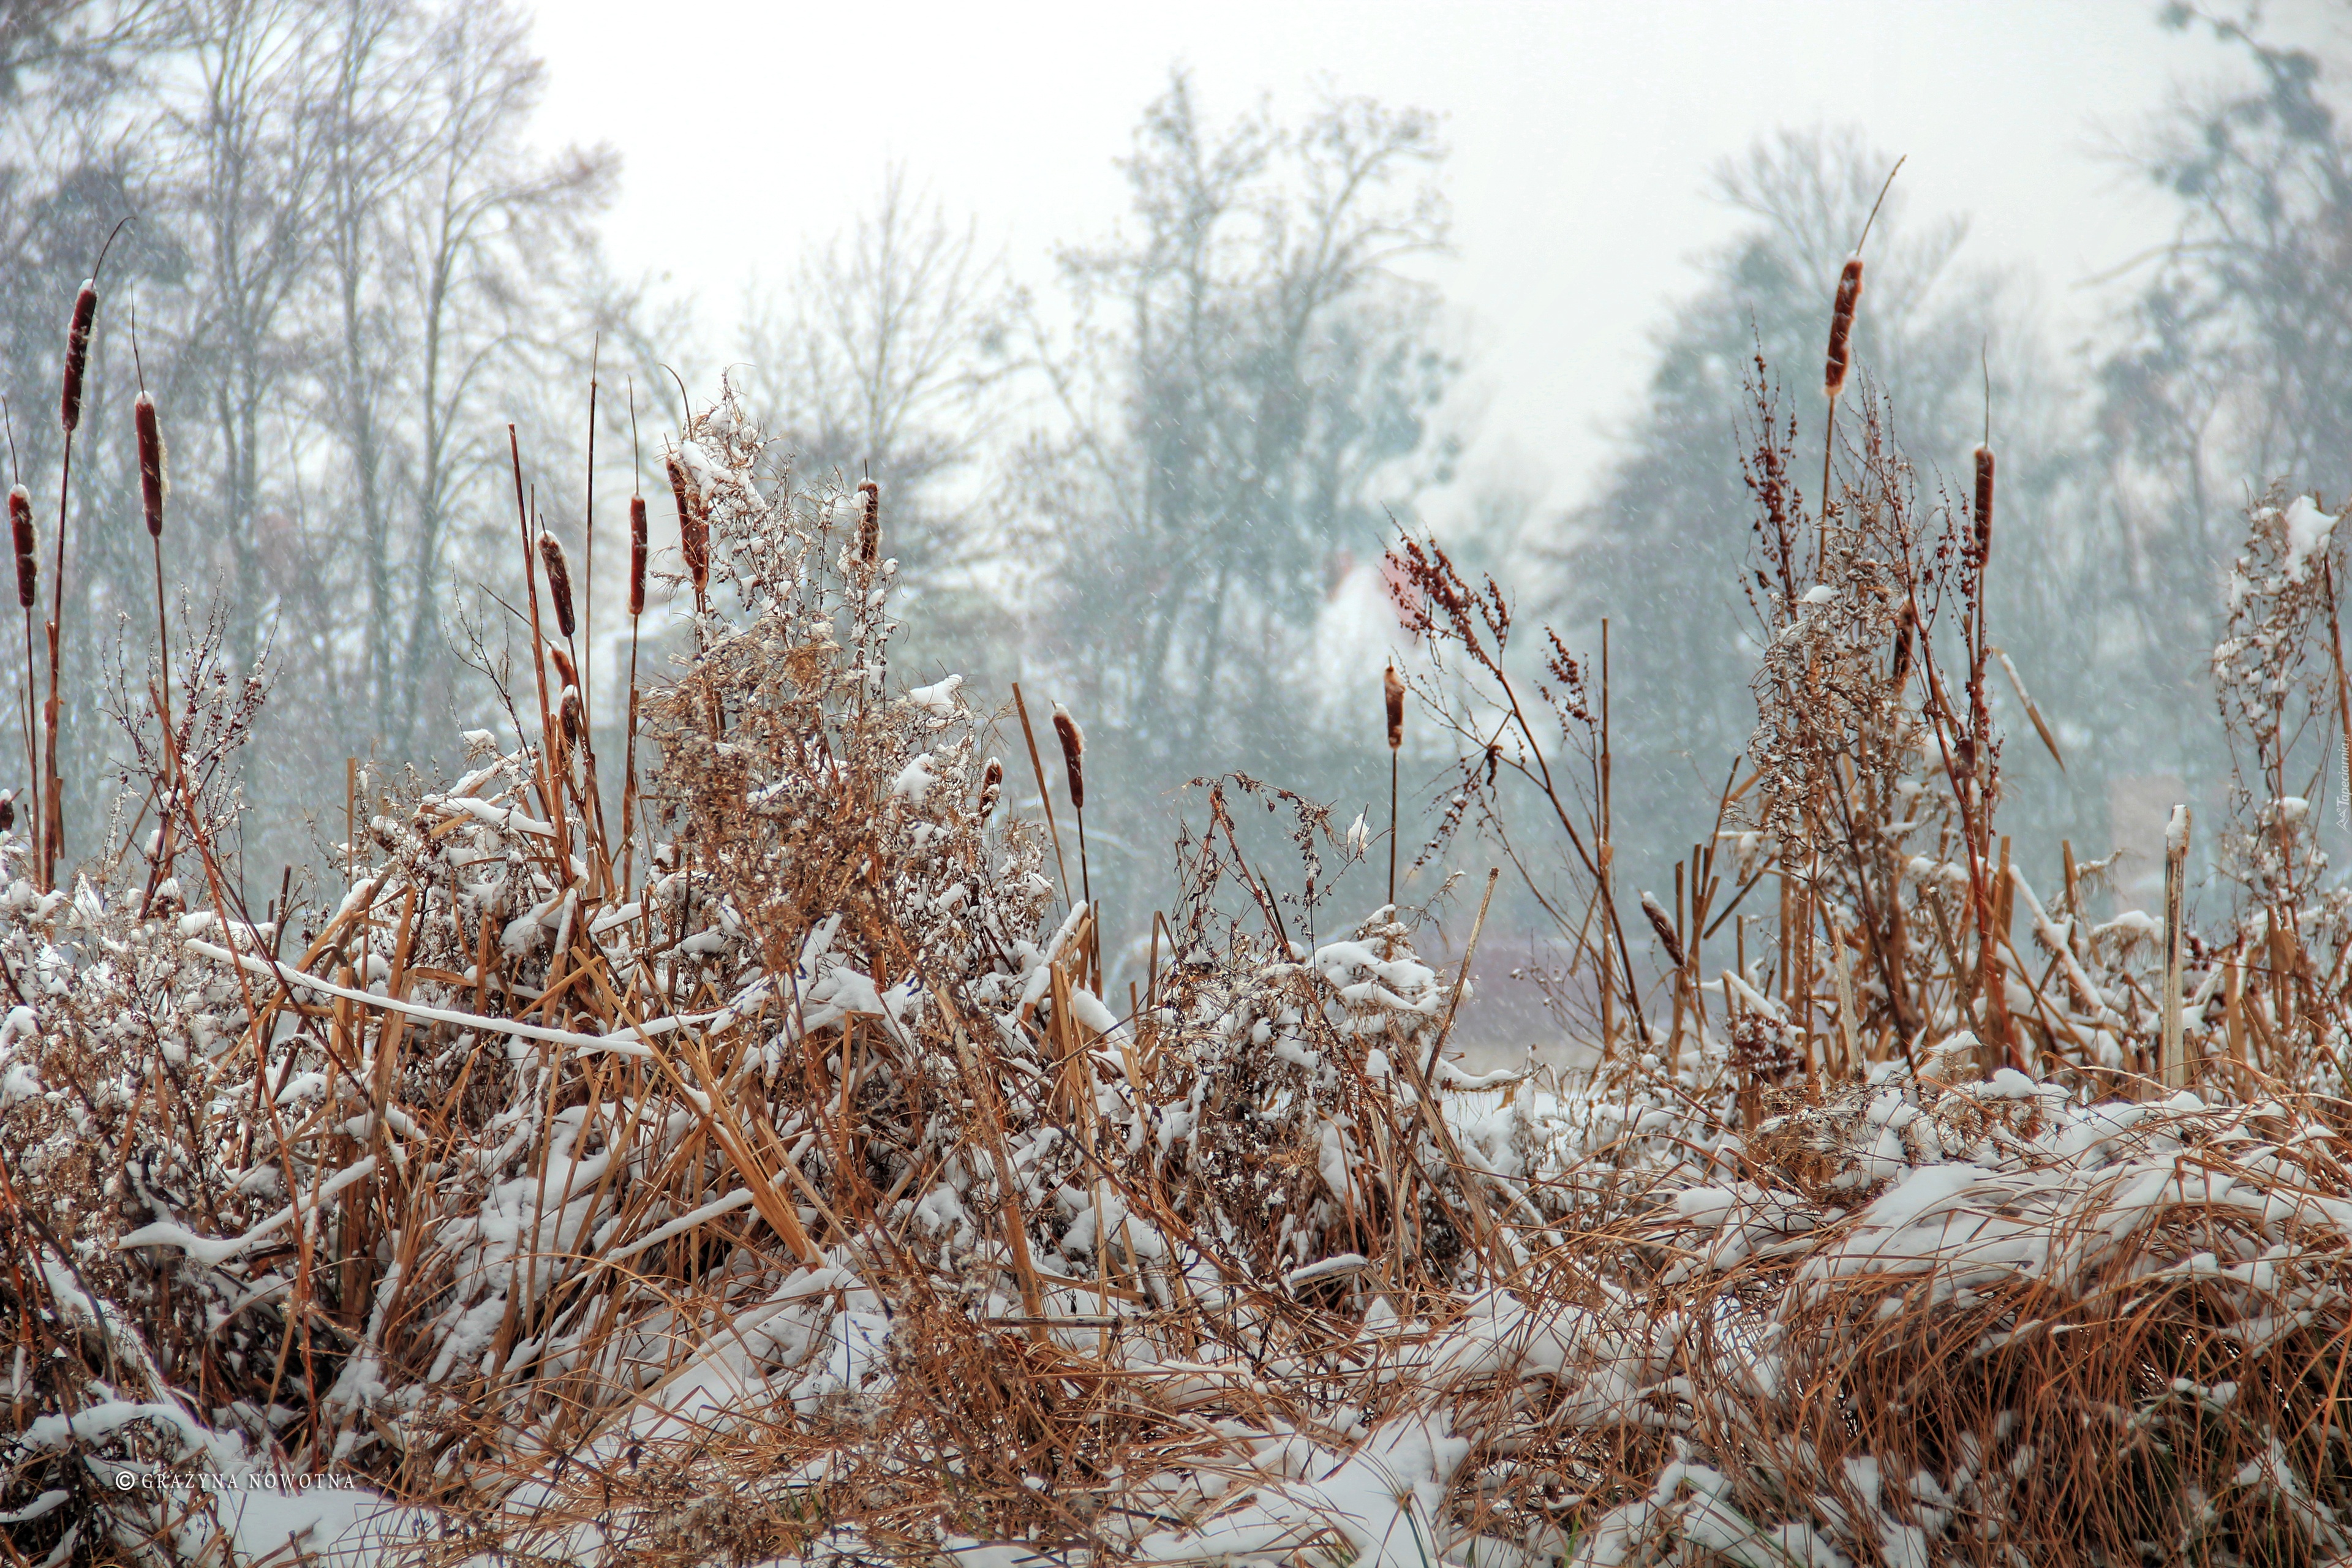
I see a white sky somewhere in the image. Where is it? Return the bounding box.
[530,0,2328,514]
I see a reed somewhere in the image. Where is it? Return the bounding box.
[668,450,709,612]
[17,306,2352,1568]
[1053,702,1092,979]
[856,477,881,566]
[1383,660,1403,908]
[9,484,33,861]
[1817,158,1901,551]
[135,390,169,760]
[539,532,577,639]
[40,222,129,888]
[1012,681,1071,900]
[621,383,649,895]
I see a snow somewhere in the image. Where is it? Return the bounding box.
[907,673,963,715]
[889,752,940,804]
[2283,494,2339,582]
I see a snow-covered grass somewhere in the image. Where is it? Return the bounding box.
[6,374,2352,1568]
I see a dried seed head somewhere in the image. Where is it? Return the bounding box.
[135,391,164,538]
[856,479,880,565]
[9,487,32,610]
[667,453,709,594]
[628,496,648,617]
[0,792,14,834]
[1823,257,1863,398]
[1640,889,1687,971]
[1052,703,1085,811]
[61,279,95,434]
[548,643,578,695]
[978,756,1003,822]
[538,532,576,638]
[560,685,583,747]
[1973,444,1996,564]
[1892,600,1916,686]
[1383,663,1405,750]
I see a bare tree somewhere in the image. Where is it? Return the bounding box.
[1034,74,1456,823]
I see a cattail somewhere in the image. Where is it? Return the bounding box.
[667,453,709,595]
[1823,257,1863,398]
[1384,663,1405,750]
[0,793,14,834]
[977,756,1003,822]
[1641,889,1687,971]
[538,532,576,638]
[9,489,31,609]
[560,686,583,748]
[1052,703,1084,810]
[135,391,164,538]
[628,496,648,617]
[1973,444,1996,563]
[856,479,880,565]
[1892,600,1915,685]
[61,279,95,434]
[548,643,578,696]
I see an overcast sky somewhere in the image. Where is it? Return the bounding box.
[530,1,2334,513]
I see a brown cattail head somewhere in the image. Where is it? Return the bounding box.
[135,391,164,538]
[1052,703,1084,810]
[1972,444,1996,564]
[1892,600,1916,685]
[538,532,576,638]
[978,756,1003,822]
[1640,889,1687,971]
[0,792,14,834]
[1823,257,1863,398]
[9,488,32,609]
[61,279,96,434]
[856,479,880,565]
[1383,663,1405,750]
[559,686,583,747]
[667,453,709,594]
[628,496,648,617]
[548,643,578,695]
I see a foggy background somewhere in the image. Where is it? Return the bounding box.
[4,0,2348,1053]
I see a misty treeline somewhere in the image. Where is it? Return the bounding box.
[0,0,657,891]
[1572,12,2352,918]
[2,2,2346,976]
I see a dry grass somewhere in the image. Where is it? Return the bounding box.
[2,303,2351,1568]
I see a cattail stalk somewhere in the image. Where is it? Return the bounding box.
[1013,684,1071,903]
[581,339,597,739]
[2162,804,2191,1091]
[10,488,33,861]
[1972,443,1997,688]
[509,430,565,870]
[668,451,708,613]
[40,224,129,886]
[628,496,648,619]
[621,376,648,894]
[137,391,171,782]
[1815,157,1903,567]
[1384,663,1404,911]
[856,478,881,567]
[44,281,98,890]
[539,533,576,638]
[1054,704,1091,979]
[61,281,94,437]
[1819,255,1863,560]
